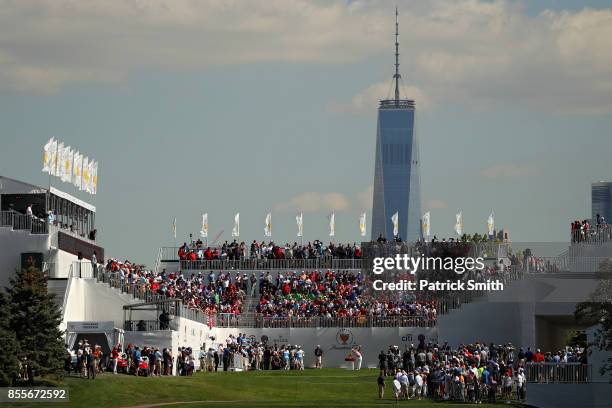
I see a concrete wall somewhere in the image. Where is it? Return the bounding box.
[209,326,438,369]
[527,383,612,408]
[0,227,50,287]
[62,278,155,329]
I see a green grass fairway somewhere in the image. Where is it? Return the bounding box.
[9,369,525,408]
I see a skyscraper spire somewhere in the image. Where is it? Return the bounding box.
[394,6,401,103]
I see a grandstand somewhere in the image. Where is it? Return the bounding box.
[1,175,611,407]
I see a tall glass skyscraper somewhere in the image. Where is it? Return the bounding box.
[592,181,612,223]
[371,9,422,242]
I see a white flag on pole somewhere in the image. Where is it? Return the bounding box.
[60,146,72,183]
[66,148,74,184]
[359,212,367,237]
[296,213,303,237]
[81,156,89,191]
[172,217,177,239]
[87,160,95,193]
[53,142,63,177]
[232,213,240,237]
[455,211,463,236]
[264,212,272,237]
[422,211,431,237]
[200,213,208,238]
[91,161,98,194]
[72,152,82,188]
[391,211,399,237]
[487,212,495,236]
[328,212,335,237]
[42,138,54,173]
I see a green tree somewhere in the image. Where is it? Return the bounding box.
[0,292,20,386]
[6,265,65,379]
[575,260,612,379]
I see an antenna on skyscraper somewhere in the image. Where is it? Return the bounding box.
[394,6,401,104]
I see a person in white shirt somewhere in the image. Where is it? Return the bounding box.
[415,372,424,400]
[352,346,363,370]
[392,378,402,401]
[516,368,526,401]
[26,204,33,217]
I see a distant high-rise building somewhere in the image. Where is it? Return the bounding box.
[371,8,421,242]
[592,181,612,223]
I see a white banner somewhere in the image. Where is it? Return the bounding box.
[91,161,98,194]
[422,211,431,237]
[42,137,54,174]
[232,213,240,237]
[391,211,399,237]
[60,146,72,183]
[487,212,495,236]
[73,152,82,188]
[455,211,463,236]
[328,212,335,237]
[200,213,208,238]
[359,212,366,237]
[81,156,89,191]
[264,212,272,237]
[53,142,63,177]
[296,213,303,237]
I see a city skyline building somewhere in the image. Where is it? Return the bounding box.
[592,181,612,223]
[371,8,422,242]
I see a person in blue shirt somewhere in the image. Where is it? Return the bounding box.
[133,347,141,376]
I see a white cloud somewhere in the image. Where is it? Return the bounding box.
[274,191,350,213]
[328,81,432,115]
[0,1,611,113]
[274,185,373,213]
[427,199,448,210]
[480,163,537,181]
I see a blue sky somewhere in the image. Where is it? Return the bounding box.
[0,0,611,264]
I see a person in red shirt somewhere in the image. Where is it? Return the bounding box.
[533,349,545,363]
[111,346,120,374]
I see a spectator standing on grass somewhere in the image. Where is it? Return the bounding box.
[392,378,401,401]
[377,372,385,399]
[314,345,323,369]
[516,367,527,401]
[133,346,141,376]
[352,346,363,370]
[86,349,96,380]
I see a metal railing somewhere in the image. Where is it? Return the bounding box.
[179,258,362,271]
[31,218,49,234]
[97,266,526,329]
[0,210,52,237]
[254,315,436,328]
[124,320,177,331]
[525,363,592,383]
[71,261,100,279]
[0,211,14,227]
[571,224,612,245]
[12,213,32,230]
[61,263,74,317]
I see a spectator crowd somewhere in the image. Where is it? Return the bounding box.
[376,340,588,403]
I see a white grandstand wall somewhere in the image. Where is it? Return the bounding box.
[0,226,50,288]
[62,277,157,329]
[209,327,438,369]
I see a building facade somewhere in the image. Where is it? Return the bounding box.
[370,9,422,242]
[371,100,421,241]
[591,181,612,223]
